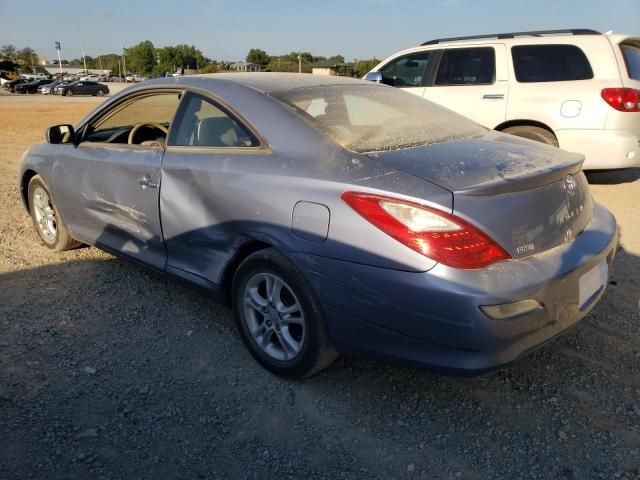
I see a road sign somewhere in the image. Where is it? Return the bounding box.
[55,41,61,51]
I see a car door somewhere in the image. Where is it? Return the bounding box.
[377,50,437,98]
[159,91,268,287]
[422,45,508,128]
[53,90,183,269]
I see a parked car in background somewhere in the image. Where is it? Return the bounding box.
[5,78,29,92]
[21,72,50,80]
[365,29,640,170]
[108,75,124,82]
[41,80,70,95]
[79,74,101,82]
[57,81,109,97]
[18,73,617,378]
[15,79,53,94]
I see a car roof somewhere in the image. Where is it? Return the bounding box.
[146,72,371,94]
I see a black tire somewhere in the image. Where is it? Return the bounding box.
[232,248,338,379]
[97,90,105,97]
[502,125,559,147]
[65,89,73,97]
[27,175,80,251]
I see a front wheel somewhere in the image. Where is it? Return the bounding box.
[97,90,105,97]
[28,175,80,251]
[65,89,73,97]
[232,248,338,379]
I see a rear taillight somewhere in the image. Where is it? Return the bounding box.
[601,88,640,112]
[341,192,511,269]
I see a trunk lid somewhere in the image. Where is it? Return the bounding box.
[368,131,593,259]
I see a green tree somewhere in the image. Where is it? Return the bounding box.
[246,48,270,67]
[126,40,156,75]
[0,44,17,62]
[354,58,381,77]
[17,47,38,69]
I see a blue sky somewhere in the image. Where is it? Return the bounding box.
[1,0,638,62]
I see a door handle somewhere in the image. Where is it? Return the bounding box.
[482,94,505,100]
[138,176,158,189]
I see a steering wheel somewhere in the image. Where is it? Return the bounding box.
[128,122,169,145]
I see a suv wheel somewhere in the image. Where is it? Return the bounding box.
[232,248,338,379]
[502,125,558,147]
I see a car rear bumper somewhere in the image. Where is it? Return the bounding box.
[557,129,640,170]
[291,203,618,374]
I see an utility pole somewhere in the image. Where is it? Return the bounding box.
[298,53,302,74]
[98,53,103,72]
[122,47,127,82]
[81,45,87,73]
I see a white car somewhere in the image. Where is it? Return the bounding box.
[79,74,101,82]
[365,29,640,170]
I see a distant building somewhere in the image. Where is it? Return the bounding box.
[230,62,263,72]
[42,64,108,75]
[312,67,338,76]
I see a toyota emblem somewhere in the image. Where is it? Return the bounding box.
[564,175,576,194]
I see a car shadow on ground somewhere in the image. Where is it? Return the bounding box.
[586,167,640,185]
[1,245,639,479]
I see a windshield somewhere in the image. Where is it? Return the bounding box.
[620,40,640,80]
[272,84,486,152]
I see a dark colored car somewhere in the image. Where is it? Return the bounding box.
[15,79,53,94]
[18,73,618,379]
[5,78,29,93]
[59,81,109,97]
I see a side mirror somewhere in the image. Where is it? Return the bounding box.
[363,71,383,83]
[46,124,75,145]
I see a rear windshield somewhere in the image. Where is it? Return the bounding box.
[512,44,593,82]
[272,84,485,153]
[620,40,640,80]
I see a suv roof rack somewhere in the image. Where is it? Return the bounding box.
[421,29,601,46]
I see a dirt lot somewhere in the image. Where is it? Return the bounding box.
[0,95,639,480]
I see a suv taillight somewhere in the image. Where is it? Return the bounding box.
[601,88,640,112]
[341,192,511,269]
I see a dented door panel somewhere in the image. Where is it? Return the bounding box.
[53,144,166,269]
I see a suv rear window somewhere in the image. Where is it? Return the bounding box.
[620,40,640,80]
[512,44,593,82]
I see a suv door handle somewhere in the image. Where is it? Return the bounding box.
[483,94,505,100]
[138,176,158,189]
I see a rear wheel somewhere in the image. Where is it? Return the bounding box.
[28,175,79,251]
[97,90,105,97]
[232,248,337,379]
[502,125,558,147]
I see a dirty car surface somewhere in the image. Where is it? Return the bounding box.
[18,73,619,378]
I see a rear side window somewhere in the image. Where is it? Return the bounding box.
[435,47,495,85]
[512,44,593,82]
[379,52,432,87]
[169,93,258,147]
[620,41,640,80]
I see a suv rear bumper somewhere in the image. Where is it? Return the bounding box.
[557,129,640,170]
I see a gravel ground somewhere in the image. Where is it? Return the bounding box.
[1,95,639,480]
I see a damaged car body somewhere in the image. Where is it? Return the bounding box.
[18,73,618,378]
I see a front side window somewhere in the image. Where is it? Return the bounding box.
[512,44,593,83]
[379,52,432,87]
[273,84,485,153]
[435,47,495,85]
[85,92,182,145]
[169,93,258,147]
[620,40,640,80]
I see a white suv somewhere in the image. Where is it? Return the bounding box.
[365,29,640,170]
